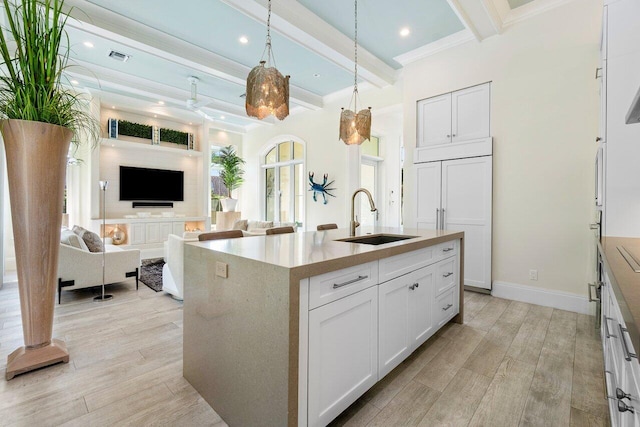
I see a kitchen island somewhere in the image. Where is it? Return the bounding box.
[183,227,464,427]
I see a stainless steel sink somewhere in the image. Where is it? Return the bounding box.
[336,234,418,245]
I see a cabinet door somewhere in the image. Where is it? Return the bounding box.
[145,222,161,243]
[451,84,490,143]
[172,221,185,236]
[415,162,442,230]
[442,157,492,289]
[308,286,378,427]
[129,223,146,245]
[378,276,411,379]
[409,265,435,350]
[159,222,173,241]
[417,93,452,147]
[598,59,607,144]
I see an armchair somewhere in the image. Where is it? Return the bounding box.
[57,243,141,303]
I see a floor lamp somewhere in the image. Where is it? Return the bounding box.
[94,180,113,302]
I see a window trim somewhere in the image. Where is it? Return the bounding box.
[260,136,307,228]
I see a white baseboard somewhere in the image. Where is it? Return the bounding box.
[492,281,594,315]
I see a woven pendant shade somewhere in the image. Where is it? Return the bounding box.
[245,0,290,121]
[246,61,290,120]
[339,107,371,145]
[339,0,371,145]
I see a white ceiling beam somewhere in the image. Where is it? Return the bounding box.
[447,0,502,41]
[221,0,397,88]
[62,0,323,111]
[65,60,274,127]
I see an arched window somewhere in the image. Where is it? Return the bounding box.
[263,140,304,226]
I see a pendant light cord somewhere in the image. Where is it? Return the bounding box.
[260,0,278,68]
[354,0,358,93]
[349,0,359,111]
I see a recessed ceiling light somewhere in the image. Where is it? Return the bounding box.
[220,115,226,120]
[239,36,249,44]
[158,101,165,105]
[154,115,157,118]
[83,41,94,48]
[70,80,79,85]
[313,73,320,78]
[189,122,193,125]
[400,27,410,37]
[111,106,115,109]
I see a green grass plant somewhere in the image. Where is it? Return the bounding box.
[0,0,98,144]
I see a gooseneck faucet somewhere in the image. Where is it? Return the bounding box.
[350,188,377,236]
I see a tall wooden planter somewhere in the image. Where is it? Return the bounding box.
[1,119,72,380]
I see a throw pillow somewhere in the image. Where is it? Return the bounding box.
[72,225,104,253]
[247,220,273,230]
[60,229,89,251]
[232,219,248,231]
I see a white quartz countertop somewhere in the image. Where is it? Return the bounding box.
[189,226,463,278]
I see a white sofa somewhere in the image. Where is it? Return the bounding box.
[57,236,141,303]
[162,232,201,300]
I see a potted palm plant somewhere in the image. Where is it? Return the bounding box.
[0,0,98,379]
[211,145,245,212]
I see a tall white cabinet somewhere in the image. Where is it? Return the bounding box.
[412,82,492,291]
[600,0,640,237]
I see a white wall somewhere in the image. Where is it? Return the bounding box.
[403,0,601,295]
[71,107,207,226]
[241,85,402,230]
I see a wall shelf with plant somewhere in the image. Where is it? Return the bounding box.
[107,118,195,150]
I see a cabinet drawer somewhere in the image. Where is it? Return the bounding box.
[379,246,436,284]
[436,257,456,296]
[309,261,378,309]
[435,240,457,261]
[434,287,458,328]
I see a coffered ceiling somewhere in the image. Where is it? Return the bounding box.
[51,0,562,133]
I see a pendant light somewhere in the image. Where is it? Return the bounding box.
[246,0,290,121]
[339,0,371,145]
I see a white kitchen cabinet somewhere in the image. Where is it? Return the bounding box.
[307,285,378,427]
[600,0,640,237]
[413,157,492,290]
[601,272,640,427]
[417,83,490,148]
[378,264,436,378]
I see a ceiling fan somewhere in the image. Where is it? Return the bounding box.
[186,76,217,121]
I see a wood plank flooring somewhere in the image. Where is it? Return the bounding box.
[331,291,610,427]
[0,280,608,426]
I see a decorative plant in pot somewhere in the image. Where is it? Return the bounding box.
[0,0,98,379]
[211,145,245,212]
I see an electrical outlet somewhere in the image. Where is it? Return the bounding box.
[529,269,538,281]
[216,262,228,278]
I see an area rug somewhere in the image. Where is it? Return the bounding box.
[140,258,165,292]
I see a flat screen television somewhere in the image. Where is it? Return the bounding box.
[119,166,184,201]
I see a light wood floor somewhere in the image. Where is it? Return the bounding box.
[0,281,608,426]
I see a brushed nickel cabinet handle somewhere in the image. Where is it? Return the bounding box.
[604,317,615,338]
[618,324,638,361]
[588,283,600,302]
[436,208,440,230]
[333,275,368,289]
[617,387,631,400]
[618,399,635,414]
[442,303,453,311]
[443,247,454,252]
[443,272,453,278]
